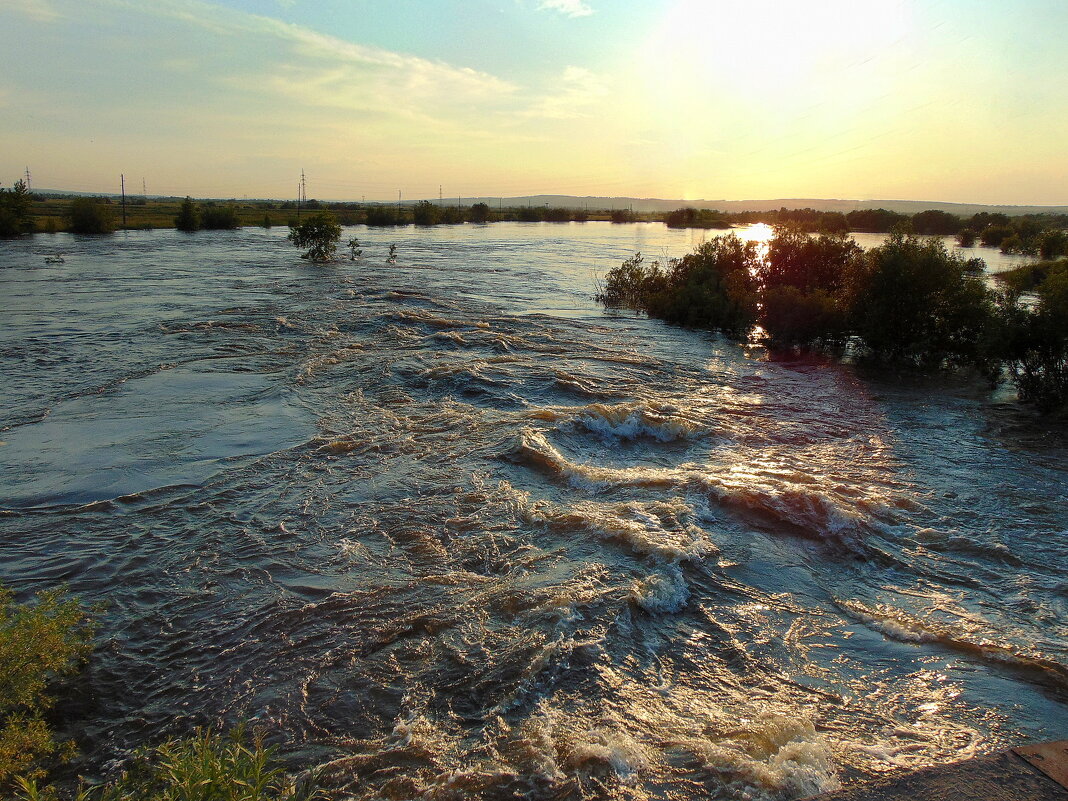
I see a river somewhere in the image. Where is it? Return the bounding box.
[1,222,1065,800]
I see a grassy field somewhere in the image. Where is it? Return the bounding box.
[27,196,650,233]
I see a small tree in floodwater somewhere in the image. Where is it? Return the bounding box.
[388,243,397,264]
[288,212,341,261]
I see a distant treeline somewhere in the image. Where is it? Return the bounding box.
[598,226,1068,413]
[3,179,1066,262]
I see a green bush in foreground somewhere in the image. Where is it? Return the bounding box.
[17,726,321,801]
[288,212,341,261]
[0,587,94,789]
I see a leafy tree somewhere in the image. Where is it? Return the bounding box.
[0,180,35,237]
[0,586,93,791]
[596,252,664,309]
[845,208,909,233]
[818,212,849,235]
[1038,228,1067,259]
[200,205,239,230]
[759,226,861,346]
[997,260,1068,411]
[364,206,404,226]
[956,228,978,247]
[412,200,442,226]
[911,209,961,235]
[664,207,730,229]
[846,229,996,368]
[980,224,1014,248]
[67,198,114,234]
[174,197,200,232]
[469,202,491,223]
[287,212,340,261]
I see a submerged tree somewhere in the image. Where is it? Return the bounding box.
[846,229,996,369]
[759,226,862,346]
[287,211,341,261]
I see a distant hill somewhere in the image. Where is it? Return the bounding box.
[451,195,1068,217]
[34,189,1068,217]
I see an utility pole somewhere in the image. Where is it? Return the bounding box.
[439,184,442,205]
[120,174,127,228]
[298,169,306,219]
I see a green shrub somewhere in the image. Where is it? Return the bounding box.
[16,725,321,801]
[845,208,909,233]
[846,229,996,368]
[174,197,200,232]
[664,207,730,229]
[412,200,442,226]
[998,261,1068,411]
[596,252,665,309]
[288,212,341,261]
[911,209,961,235]
[66,199,114,235]
[469,202,491,223]
[956,228,978,248]
[645,235,759,332]
[981,224,1014,248]
[1038,229,1067,260]
[200,205,239,230]
[364,206,404,226]
[0,586,93,790]
[759,227,860,345]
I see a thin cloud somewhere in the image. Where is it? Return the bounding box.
[538,0,594,18]
[519,66,609,119]
[6,0,61,22]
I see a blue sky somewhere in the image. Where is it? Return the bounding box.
[2,0,1067,203]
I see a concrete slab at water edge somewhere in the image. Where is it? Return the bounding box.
[805,741,1068,801]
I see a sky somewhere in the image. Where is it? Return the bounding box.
[2,0,1067,204]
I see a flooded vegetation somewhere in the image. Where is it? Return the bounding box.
[1,222,1066,799]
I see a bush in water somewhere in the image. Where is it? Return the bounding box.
[759,226,861,346]
[287,212,341,261]
[846,229,997,369]
[997,260,1068,412]
[598,235,759,335]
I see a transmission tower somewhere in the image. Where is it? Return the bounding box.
[24,167,31,191]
